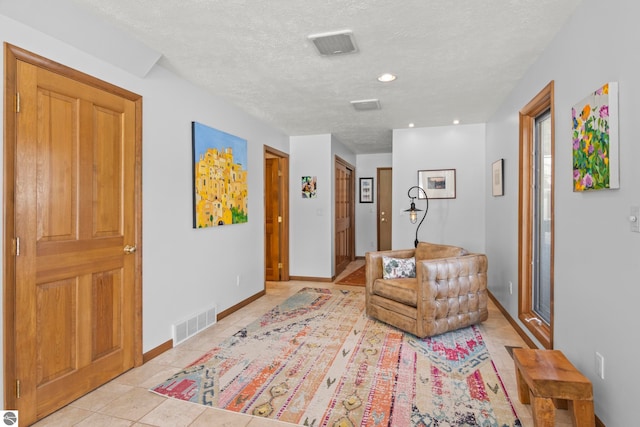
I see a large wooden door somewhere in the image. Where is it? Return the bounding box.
[334,157,355,276]
[265,157,280,280]
[264,147,289,282]
[4,45,142,425]
[377,168,392,250]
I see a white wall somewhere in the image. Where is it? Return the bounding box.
[355,153,393,256]
[289,135,332,278]
[0,9,290,406]
[392,124,486,253]
[485,0,639,424]
[3,0,635,424]
[288,135,356,279]
[331,135,357,169]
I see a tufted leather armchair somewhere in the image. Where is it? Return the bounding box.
[365,242,488,338]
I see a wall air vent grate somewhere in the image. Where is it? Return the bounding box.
[351,99,381,111]
[308,30,358,56]
[172,304,217,346]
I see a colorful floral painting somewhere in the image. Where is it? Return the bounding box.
[192,122,248,228]
[572,82,619,192]
[301,176,317,198]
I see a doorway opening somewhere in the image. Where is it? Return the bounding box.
[264,146,289,281]
[335,156,355,277]
[377,167,392,251]
[3,44,143,424]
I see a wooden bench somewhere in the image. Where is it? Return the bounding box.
[512,348,594,427]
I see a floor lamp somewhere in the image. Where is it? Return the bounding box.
[404,185,429,248]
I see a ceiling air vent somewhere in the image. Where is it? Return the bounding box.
[351,99,381,111]
[308,30,358,56]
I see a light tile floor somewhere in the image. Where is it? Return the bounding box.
[33,261,574,427]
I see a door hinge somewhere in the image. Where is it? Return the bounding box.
[278,216,282,223]
[16,380,20,399]
[278,263,283,269]
[15,93,20,113]
[13,237,20,256]
[277,170,282,177]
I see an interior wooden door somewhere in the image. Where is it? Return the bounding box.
[334,157,355,276]
[265,157,280,280]
[264,147,289,282]
[5,45,142,424]
[377,167,392,250]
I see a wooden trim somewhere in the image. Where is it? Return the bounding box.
[3,44,144,410]
[376,167,392,251]
[133,83,144,368]
[217,290,266,321]
[596,415,606,427]
[3,42,18,410]
[263,146,290,281]
[334,155,356,276]
[142,340,173,364]
[264,146,288,158]
[518,80,554,350]
[489,291,606,427]
[5,44,140,100]
[278,156,290,281]
[288,276,334,283]
[488,292,538,350]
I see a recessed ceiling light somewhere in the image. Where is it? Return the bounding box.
[408,123,415,128]
[377,73,397,83]
[453,119,460,125]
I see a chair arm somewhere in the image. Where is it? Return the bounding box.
[365,249,415,294]
[416,254,488,320]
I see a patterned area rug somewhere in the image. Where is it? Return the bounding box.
[151,288,520,426]
[334,265,366,286]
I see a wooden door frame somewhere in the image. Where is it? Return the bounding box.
[376,167,392,251]
[263,146,289,281]
[3,43,143,408]
[334,156,355,274]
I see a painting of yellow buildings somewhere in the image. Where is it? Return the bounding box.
[192,122,248,228]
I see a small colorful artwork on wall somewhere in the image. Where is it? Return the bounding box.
[572,82,619,192]
[301,176,317,198]
[192,121,248,228]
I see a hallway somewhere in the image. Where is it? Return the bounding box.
[32,261,575,426]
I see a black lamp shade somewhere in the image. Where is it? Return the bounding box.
[404,201,422,224]
[405,186,428,247]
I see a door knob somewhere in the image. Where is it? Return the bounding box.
[381,218,386,222]
[124,245,137,255]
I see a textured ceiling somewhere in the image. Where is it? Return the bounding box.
[71,0,582,154]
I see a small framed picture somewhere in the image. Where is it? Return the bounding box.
[301,176,317,198]
[359,177,374,203]
[418,169,456,199]
[492,159,504,196]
